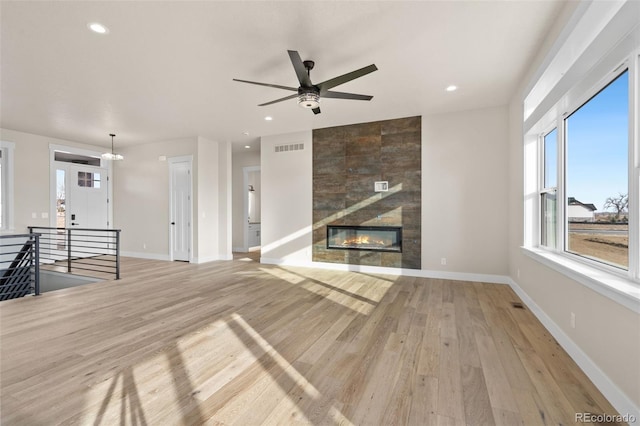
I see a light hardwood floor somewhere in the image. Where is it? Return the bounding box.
[0,255,621,425]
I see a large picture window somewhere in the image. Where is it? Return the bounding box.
[535,61,636,279]
[522,1,639,313]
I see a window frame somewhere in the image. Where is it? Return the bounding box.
[563,68,631,271]
[536,60,635,279]
[539,126,559,249]
[527,50,640,310]
[0,141,15,232]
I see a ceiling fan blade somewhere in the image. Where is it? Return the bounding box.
[287,50,312,87]
[312,107,321,115]
[258,93,298,106]
[233,78,298,92]
[323,91,373,101]
[317,64,378,94]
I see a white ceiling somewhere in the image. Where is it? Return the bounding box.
[1,1,566,152]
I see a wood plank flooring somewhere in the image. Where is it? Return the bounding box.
[0,255,622,425]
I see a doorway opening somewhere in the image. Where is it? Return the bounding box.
[50,146,110,231]
[243,166,261,252]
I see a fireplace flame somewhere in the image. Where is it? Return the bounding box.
[341,236,388,247]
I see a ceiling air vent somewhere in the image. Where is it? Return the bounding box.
[275,143,304,153]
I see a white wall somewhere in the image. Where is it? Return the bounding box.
[196,137,232,262]
[114,136,232,262]
[507,0,640,414]
[218,140,232,260]
[232,150,260,251]
[260,130,312,264]
[0,128,103,233]
[114,137,198,260]
[196,137,219,262]
[422,107,509,275]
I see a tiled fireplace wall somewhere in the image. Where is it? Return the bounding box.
[312,116,421,268]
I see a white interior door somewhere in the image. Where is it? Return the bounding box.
[64,164,109,259]
[170,159,191,261]
[67,165,109,229]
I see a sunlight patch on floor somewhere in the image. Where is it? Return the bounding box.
[260,266,377,315]
[232,314,320,400]
[259,266,306,284]
[84,319,237,424]
[84,350,175,425]
[227,314,354,425]
[179,320,260,403]
[282,268,396,315]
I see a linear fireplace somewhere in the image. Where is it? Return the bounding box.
[326,225,402,252]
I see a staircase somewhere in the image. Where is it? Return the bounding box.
[0,234,40,301]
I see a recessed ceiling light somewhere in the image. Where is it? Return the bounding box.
[446,85,458,92]
[244,145,251,149]
[88,22,109,34]
[264,116,273,121]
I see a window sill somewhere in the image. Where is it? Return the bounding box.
[521,247,640,313]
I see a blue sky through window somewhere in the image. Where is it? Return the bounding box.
[565,70,628,213]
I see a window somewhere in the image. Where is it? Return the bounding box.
[77,171,101,188]
[522,1,639,309]
[540,128,558,248]
[0,150,3,229]
[534,60,636,281]
[56,169,66,228]
[564,71,629,269]
[0,142,14,230]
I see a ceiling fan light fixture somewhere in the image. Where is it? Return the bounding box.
[298,92,320,109]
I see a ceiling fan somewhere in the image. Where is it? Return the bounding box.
[233,50,378,115]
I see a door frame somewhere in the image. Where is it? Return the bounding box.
[168,155,193,262]
[66,163,109,228]
[49,144,112,229]
[242,165,261,252]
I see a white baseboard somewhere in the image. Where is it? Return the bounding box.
[122,251,233,263]
[259,257,510,285]
[508,278,640,424]
[193,254,233,264]
[121,251,170,261]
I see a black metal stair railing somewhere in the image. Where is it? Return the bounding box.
[28,227,121,280]
[0,233,40,301]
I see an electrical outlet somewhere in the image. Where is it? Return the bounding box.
[441,258,447,265]
[143,243,147,250]
[570,312,576,329]
[517,269,520,279]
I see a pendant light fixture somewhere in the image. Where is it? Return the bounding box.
[102,133,123,161]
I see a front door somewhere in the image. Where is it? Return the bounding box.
[67,164,109,229]
[169,159,191,261]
